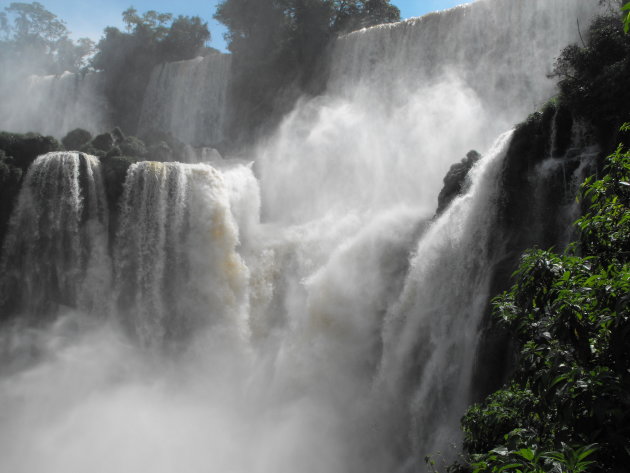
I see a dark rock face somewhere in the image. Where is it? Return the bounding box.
[436,150,481,215]
[470,103,604,402]
[0,132,62,250]
[0,152,22,252]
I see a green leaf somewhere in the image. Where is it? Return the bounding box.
[514,448,535,461]
[497,463,525,472]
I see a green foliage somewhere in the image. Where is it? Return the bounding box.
[470,444,598,473]
[91,9,210,133]
[623,2,630,34]
[553,14,630,139]
[462,385,541,454]
[90,132,115,152]
[214,0,400,140]
[331,0,400,33]
[161,16,211,63]
[119,136,147,157]
[61,128,92,150]
[0,131,60,171]
[0,2,94,74]
[576,144,630,263]
[457,142,630,472]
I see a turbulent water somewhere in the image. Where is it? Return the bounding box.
[113,160,250,348]
[0,72,110,138]
[0,1,606,472]
[138,54,232,146]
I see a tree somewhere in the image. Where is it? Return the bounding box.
[213,0,400,141]
[331,0,400,33]
[161,15,212,62]
[553,10,630,143]
[0,2,94,75]
[91,8,210,133]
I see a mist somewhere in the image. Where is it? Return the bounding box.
[0,0,609,472]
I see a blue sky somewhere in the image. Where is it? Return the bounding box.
[30,0,472,52]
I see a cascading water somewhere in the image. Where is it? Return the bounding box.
[252,0,603,468]
[0,1,608,472]
[0,72,110,138]
[113,160,250,348]
[0,151,110,317]
[138,54,232,147]
[530,123,600,249]
[375,131,514,465]
[259,0,603,224]
[330,0,601,122]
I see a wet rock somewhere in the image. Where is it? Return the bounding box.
[436,150,481,215]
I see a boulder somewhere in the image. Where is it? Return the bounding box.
[436,150,481,215]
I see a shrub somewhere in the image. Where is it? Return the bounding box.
[61,128,92,150]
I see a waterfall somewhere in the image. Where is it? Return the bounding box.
[252,0,604,467]
[259,0,602,225]
[113,160,250,348]
[0,152,110,317]
[138,54,232,147]
[0,1,608,472]
[0,72,110,138]
[330,0,602,123]
[376,131,513,465]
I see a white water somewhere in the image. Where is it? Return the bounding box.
[138,54,232,146]
[330,0,600,121]
[0,152,110,316]
[0,1,606,472]
[260,0,602,224]
[0,72,110,138]
[113,160,251,348]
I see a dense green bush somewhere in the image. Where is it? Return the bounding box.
[119,136,148,157]
[90,132,115,151]
[0,131,61,171]
[554,15,630,144]
[61,128,92,150]
[455,142,630,472]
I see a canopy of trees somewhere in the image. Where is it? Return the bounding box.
[1,1,401,143]
[214,0,400,141]
[0,2,93,74]
[90,8,211,134]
